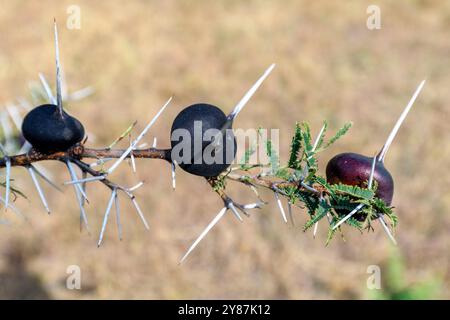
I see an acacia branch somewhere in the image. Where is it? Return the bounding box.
[0,144,172,168]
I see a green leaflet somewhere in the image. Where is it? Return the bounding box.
[304,199,330,231]
[322,122,352,149]
[330,183,375,200]
[288,122,302,170]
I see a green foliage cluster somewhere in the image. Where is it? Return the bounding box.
[235,121,397,243]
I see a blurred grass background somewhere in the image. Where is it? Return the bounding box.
[0,0,448,299]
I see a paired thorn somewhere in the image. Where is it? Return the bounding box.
[31,164,63,192]
[377,80,426,163]
[274,192,288,223]
[332,157,377,230]
[97,188,117,247]
[27,166,51,214]
[227,202,243,222]
[179,207,228,264]
[107,96,173,175]
[227,63,276,122]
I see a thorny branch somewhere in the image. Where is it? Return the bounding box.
[0,144,172,168]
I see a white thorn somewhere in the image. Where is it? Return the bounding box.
[90,158,113,168]
[243,202,264,210]
[313,221,319,238]
[378,216,397,245]
[130,148,137,173]
[274,192,288,223]
[17,97,32,111]
[0,112,13,143]
[60,63,68,100]
[30,164,62,192]
[287,201,295,226]
[66,161,89,202]
[80,170,87,231]
[130,197,149,230]
[64,175,106,185]
[378,80,426,162]
[4,159,11,211]
[128,181,144,192]
[228,63,275,121]
[107,96,172,175]
[332,203,365,230]
[311,123,327,153]
[152,137,157,148]
[27,166,51,214]
[138,143,148,148]
[19,141,32,154]
[68,87,94,101]
[38,73,56,104]
[326,213,332,225]
[368,156,377,189]
[114,192,122,240]
[54,20,63,115]
[179,207,227,264]
[97,189,117,247]
[171,160,176,190]
[228,202,243,222]
[65,162,89,230]
[5,105,23,131]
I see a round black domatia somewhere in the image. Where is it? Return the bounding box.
[326,152,394,221]
[22,104,85,153]
[170,103,237,177]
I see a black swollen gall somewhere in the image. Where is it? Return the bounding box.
[170,103,237,177]
[22,104,85,153]
[170,64,275,179]
[21,21,85,153]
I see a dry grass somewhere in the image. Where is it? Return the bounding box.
[0,0,449,299]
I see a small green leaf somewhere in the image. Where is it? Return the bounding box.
[304,199,329,231]
[288,123,303,170]
[323,122,352,149]
[330,183,374,200]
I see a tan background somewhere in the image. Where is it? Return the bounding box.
[0,0,448,299]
